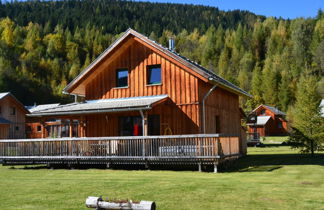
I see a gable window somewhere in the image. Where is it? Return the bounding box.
[10,107,16,115]
[278,121,283,128]
[147,65,161,85]
[260,109,266,115]
[116,69,128,87]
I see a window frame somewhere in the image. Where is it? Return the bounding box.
[147,64,162,86]
[10,106,16,115]
[115,68,129,88]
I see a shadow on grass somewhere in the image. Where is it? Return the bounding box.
[225,153,324,172]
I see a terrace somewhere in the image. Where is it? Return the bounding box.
[0,134,240,172]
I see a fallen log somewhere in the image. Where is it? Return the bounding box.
[85,196,156,210]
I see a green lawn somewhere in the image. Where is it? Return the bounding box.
[1,146,324,210]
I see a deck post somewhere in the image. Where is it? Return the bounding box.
[69,119,73,138]
[41,119,46,138]
[198,162,202,172]
[139,110,148,136]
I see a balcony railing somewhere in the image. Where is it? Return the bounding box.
[0,134,241,167]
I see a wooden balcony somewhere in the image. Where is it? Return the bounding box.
[0,134,241,172]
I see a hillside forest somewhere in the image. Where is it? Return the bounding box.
[0,0,322,115]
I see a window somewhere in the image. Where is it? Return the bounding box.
[278,121,283,128]
[0,106,2,114]
[15,126,19,131]
[215,116,221,133]
[116,69,128,87]
[147,65,161,85]
[119,116,143,136]
[10,107,16,115]
[37,125,42,132]
[260,109,266,115]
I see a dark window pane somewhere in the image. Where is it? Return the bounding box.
[148,65,161,84]
[148,115,160,135]
[119,116,143,136]
[116,69,128,87]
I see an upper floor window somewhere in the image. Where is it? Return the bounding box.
[260,109,266,115]
[147,65,161,85]
[278,121,283,128]
[116,69,128,87]
[10,107,16,115]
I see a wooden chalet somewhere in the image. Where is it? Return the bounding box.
[0,92,29,139]
[1,29,251,171]
[247,105,288,137]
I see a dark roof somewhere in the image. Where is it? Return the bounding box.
[253,104,286,116]
[63,28,251,98]
[0,117,11,124]
[28,95,168,117]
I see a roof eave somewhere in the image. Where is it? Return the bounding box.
[208,78,252,98]
[27,106,152,117]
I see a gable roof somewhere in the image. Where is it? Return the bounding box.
[28,95,168,117]
[253,104,286,116]
[63,28,251,98]
[0,92,29,114]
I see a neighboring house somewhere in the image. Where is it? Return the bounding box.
[25,103,68,138]
[0,92,29,139]
[247,104,288,137]
[27,29,251,153]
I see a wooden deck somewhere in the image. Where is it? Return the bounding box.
[0,134,241,171]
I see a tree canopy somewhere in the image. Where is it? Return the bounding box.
[0,0,322,115]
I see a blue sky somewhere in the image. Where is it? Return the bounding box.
[134,0,324,19]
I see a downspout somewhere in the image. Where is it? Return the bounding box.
[202,84,217,134]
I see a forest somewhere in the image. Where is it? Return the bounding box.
[0,0,322,115]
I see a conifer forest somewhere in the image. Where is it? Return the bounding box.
[0,0,322,115]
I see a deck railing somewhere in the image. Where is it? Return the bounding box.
[0,134,240,165]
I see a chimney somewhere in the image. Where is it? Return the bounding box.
[168,39,175,51]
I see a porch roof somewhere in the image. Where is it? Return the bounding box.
[27,95,168,117]
[0,117,11,124]
[247,116,271,126]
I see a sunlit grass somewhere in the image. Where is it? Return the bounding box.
[0,145,323,209]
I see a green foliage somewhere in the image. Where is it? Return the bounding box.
[288,75,324,154]
[0,0,321,112]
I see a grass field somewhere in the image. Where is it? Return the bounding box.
[1,145,324,210]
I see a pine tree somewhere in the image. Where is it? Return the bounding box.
[288,75,324,155]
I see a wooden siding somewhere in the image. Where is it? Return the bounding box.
[85,102,199,137]
[0,124,9,139]
[84,40,200,135]
[0,96,26,139]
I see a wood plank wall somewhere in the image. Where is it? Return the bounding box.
[199,81,241,136]
[0,96,26,139]
[84,40,200,136]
